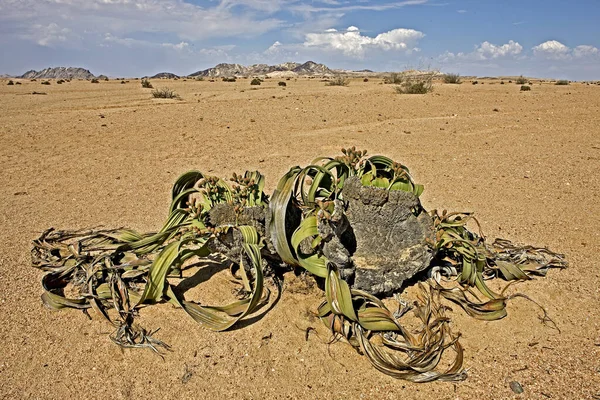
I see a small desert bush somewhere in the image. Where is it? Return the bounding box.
[363,78,369,82]
[141,79,153,88]
[383,73,403,85]
[30,79,37,82]
[500,81,505,85]
[520,85,531,91]
[278,81,286,87]
[41,81,50,85]
[196,76,205,81]
[7,80,14,85]
[16,82,21,85]
[57,79,65,84]
[555,80,569,85]
[326,76,349,86]
[395,72,435,94]
[222,77,236,82]
[515,75,527,85]
[443,73,461,84]
[151,87,180,99]
[250,78,262,86]
[91,78,99,83]
[120,81,126,84]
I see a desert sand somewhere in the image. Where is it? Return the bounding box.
[0,77,599,399]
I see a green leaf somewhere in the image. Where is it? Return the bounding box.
[325,268,358,321]
[137,241,181,304]
[290,215,328,277]
[268,167,302,266]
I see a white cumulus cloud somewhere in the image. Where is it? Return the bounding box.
[162,41,190,51]
[573,45,599,58]
[23,23,77,47]
[533,40,571,59]
[303,26,424,57]
[532,40,599,60]
[440,40,523,62]
[476,40,523,59]
[264,41,283,55]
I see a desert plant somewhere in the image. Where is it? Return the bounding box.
[520,85,531,91]
[120,81,126,84]
[222,77,236,82]
[151,87,180,99]
[500,81,505,85]
[516,75,527,84]
[384,72,404,84]
[196,76,205,81]
[555,80,569,85]
[443,73,461,84]
[31,148,566,384]
[30,79,37,82]
[472,81,479,85]
[141,79,153,88]
[7,80,14,85]
[395,72,435,94]
[56,79,65,84]
[41,81,50,85]
[91,78,99,83]
[278,81,286,87]
[326,75,349,86]
[16,82,21,85]
[363,78,369,82]
[250,78,262,86]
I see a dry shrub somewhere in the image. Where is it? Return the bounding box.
[152,87,180,99]
[326,76,349,86]
[443,73,461,84]
[395,72,435,94]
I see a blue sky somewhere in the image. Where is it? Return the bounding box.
[0,0,599,79]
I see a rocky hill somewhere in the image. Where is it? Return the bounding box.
[189,61,333,77]
[19,67,95,80]
[150,72,180,79]
[292,61,332,75]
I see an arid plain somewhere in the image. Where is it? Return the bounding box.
[1,77,599,399]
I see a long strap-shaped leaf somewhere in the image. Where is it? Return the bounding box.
[136,240,184,305]
[166,226,267,331]
[269,166,302,266]
[41,271,89,310]
[290,215,328,277]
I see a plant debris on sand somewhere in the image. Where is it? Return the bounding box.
[31,148,567,383]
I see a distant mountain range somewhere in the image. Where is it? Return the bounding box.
[12,61,341,80]
[150,72,179,79]
[18,67,95,80]
[188,61,333,78]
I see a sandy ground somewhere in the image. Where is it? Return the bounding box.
[0,77,599,399]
